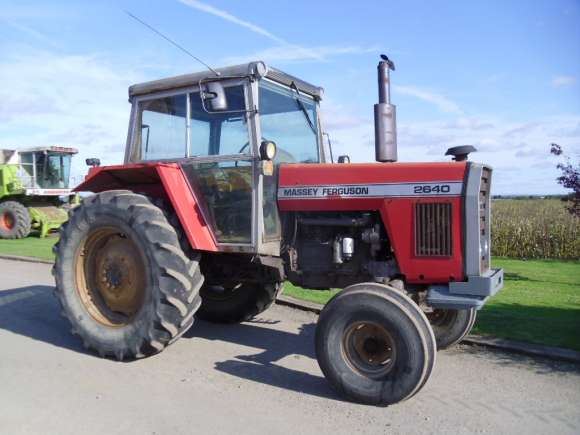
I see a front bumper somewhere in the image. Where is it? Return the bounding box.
[427,268,504,310]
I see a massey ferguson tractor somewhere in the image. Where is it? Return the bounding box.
[53,56,503,406]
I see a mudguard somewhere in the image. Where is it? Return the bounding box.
[75,163,218,252]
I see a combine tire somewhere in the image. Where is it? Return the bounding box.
[428,308,477,350]
[315,283,436,406]
[0,201,31,239]
[196,282,283,323]
[52,191,204,360]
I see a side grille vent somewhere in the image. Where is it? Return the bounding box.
[415,203,452,256]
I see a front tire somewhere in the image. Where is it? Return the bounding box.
[53,191,204,360]
[315,283,436,406]
[428,308,477,350]
[0,201,31,239]
[196,281,283,323]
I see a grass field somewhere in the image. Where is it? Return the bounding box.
[284,258,580,351]
[0,237,579,351]
[0,235,57,260]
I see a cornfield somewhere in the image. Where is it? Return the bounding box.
[491,199,580,259]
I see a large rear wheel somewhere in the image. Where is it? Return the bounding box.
[196,281,283,323]
[53,191,204,360]
[428,308,477,350]
[315,283,436,406]
[0,201,31,239]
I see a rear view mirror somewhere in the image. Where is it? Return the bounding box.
[202,81,228,112]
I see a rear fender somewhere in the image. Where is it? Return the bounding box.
[75,163,217,252]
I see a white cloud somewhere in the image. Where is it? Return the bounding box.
[178,0,287,45]
[178,0,323,61]
[321,107,580,195]
[394,85,463,114]
[0,48,142,184]
[0,18,61,49]
[223,45,378,65]
[551,75,577,87]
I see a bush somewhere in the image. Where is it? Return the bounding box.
[491,199,579,259]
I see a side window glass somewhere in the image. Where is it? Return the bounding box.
[219,116,250,155]
[181,160,252,244]
[190,85,249,157]
[139,94,187,160]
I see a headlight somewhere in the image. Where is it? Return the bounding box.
[480,238,489,257]
[260,140,277,161]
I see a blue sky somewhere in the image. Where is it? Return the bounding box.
[1,0,579,194]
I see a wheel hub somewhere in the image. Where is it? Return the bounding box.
[75,227,146,326]
[1,211,15,230]
[343,321,396,378]
[427,309,454,327]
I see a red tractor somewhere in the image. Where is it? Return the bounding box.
[53,56,503,406]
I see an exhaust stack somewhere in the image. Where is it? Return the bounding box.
[374,55,397,162]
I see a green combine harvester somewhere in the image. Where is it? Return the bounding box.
[0,146,78,239]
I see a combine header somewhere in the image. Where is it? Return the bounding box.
[53,56,503,406]
[0,146,78,238]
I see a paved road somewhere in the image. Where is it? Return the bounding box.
[0,258,579,435]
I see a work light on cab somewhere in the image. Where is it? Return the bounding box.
[260,140,277,161]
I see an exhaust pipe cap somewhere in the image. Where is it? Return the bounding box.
[445,145,477,162]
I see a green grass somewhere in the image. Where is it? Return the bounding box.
[1,237,578,351]
[0,235,57,260]
[285,258,580,351]
[472,258,580,351]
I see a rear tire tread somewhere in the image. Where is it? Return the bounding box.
[53,191,203,361]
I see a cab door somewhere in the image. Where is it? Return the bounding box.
[130,79,260,254]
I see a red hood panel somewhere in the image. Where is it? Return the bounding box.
[279,162,467,186]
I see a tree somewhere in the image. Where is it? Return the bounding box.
[550,143,579,217]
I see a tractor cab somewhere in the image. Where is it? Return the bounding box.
[124,62,326,253]
[16,146,78,194]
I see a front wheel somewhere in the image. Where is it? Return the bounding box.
[0,201,31,239]
[53,191,204,360]
[427,308,477,350]
[315,283,436,406]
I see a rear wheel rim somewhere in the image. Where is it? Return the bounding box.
[427,309,456,327]
[1,211,15,231]
[75,227,146,327]
[342,321,397,379]
[201,284,243,302]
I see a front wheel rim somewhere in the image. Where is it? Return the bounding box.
[342,321,397,379]
[427,309,456,327]
[75,227,147,327]
[1,211,15,230]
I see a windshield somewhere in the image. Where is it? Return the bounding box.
[35,153,72,188]
[259,80,320,163]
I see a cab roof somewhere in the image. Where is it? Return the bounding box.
[128,61,323,100]
[0,146,78,155]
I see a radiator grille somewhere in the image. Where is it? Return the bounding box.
[415,203,452,256]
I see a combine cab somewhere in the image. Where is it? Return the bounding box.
[0,146,78,238]
[53,57,503,405]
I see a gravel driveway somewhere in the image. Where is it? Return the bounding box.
[0,258,579,434]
